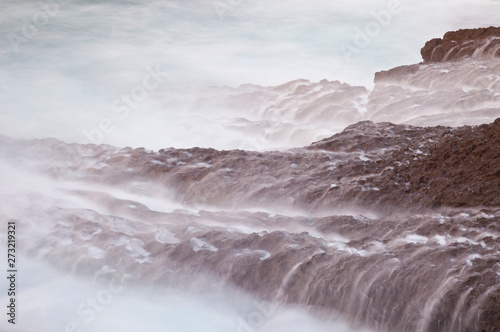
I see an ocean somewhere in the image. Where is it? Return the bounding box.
[1,1,499,332]
[1,0,499,150]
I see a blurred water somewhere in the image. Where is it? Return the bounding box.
[0,255,371,332]
[0,0,499,150]
[1,3,499,331]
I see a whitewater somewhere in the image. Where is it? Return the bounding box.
[1,0,499,150]
[0,1,499,332]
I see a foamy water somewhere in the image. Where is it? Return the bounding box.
[1,0,499,150]
[1,125,499,331]
[0,157,377,332]
[0,256,373,332]
[1,1,500,332]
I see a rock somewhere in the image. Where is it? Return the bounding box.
[388,118,500,209]
[421,26,500,63]
[374,27,500,82]
[374,64,421,82]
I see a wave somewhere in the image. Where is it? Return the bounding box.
[1,27,499,332]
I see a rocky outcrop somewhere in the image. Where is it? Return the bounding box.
[375,27,500,82]
[2,119,499,214]
[371,27,500,133]
[373,63,421,82]
[18,205,500,332]
[2,26,500,330]
[2,118,500,332]
[309,118,500,211]
[421,26,500,63]
[392,118,500,208]
[3,119,500,331]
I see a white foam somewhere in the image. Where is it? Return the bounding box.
[193,162,212,168]
[235,249,272,261]
[454,237,478,245]
[125,238,151,260]
[466,254,482,266]
[327,241,366,256]
[110,220,138,236]
[190,238,218,252]
[187,226,201,233]
[87,246,107,259]
[434,235,447,246]
[403,234,428,244]
[155,228,180,244]
[114,236,131,246]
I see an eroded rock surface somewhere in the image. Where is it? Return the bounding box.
[372,27,500,129]
[421,26,500,63]
[1,26,500,332]
[0,118,499,332]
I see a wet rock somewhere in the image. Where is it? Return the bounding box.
[421,26,500,63]
[374,64,421,82]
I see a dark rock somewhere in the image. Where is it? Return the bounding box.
[374,27,500,82]
[421,26,500,63]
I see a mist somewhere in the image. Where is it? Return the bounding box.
[0,255,376,332]
[0,152,375,332]
[1,0,499,150]
[1,1,500,332]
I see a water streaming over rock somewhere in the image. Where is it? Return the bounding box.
[1,111,499,332]
[0,4,499,331]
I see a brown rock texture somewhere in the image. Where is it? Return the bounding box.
[1,119,499,214]
[421,26,500,63]
[375,27,500,83]
[1,27,500,332]
[1,118,499,332]
[373,64,421,82]
[309,118,500,212]
[393,118,500,209]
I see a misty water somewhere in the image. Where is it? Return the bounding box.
[1,1,500,332]
[3,255,363,332]
[1,0,499,150]
[0,156,374,332]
